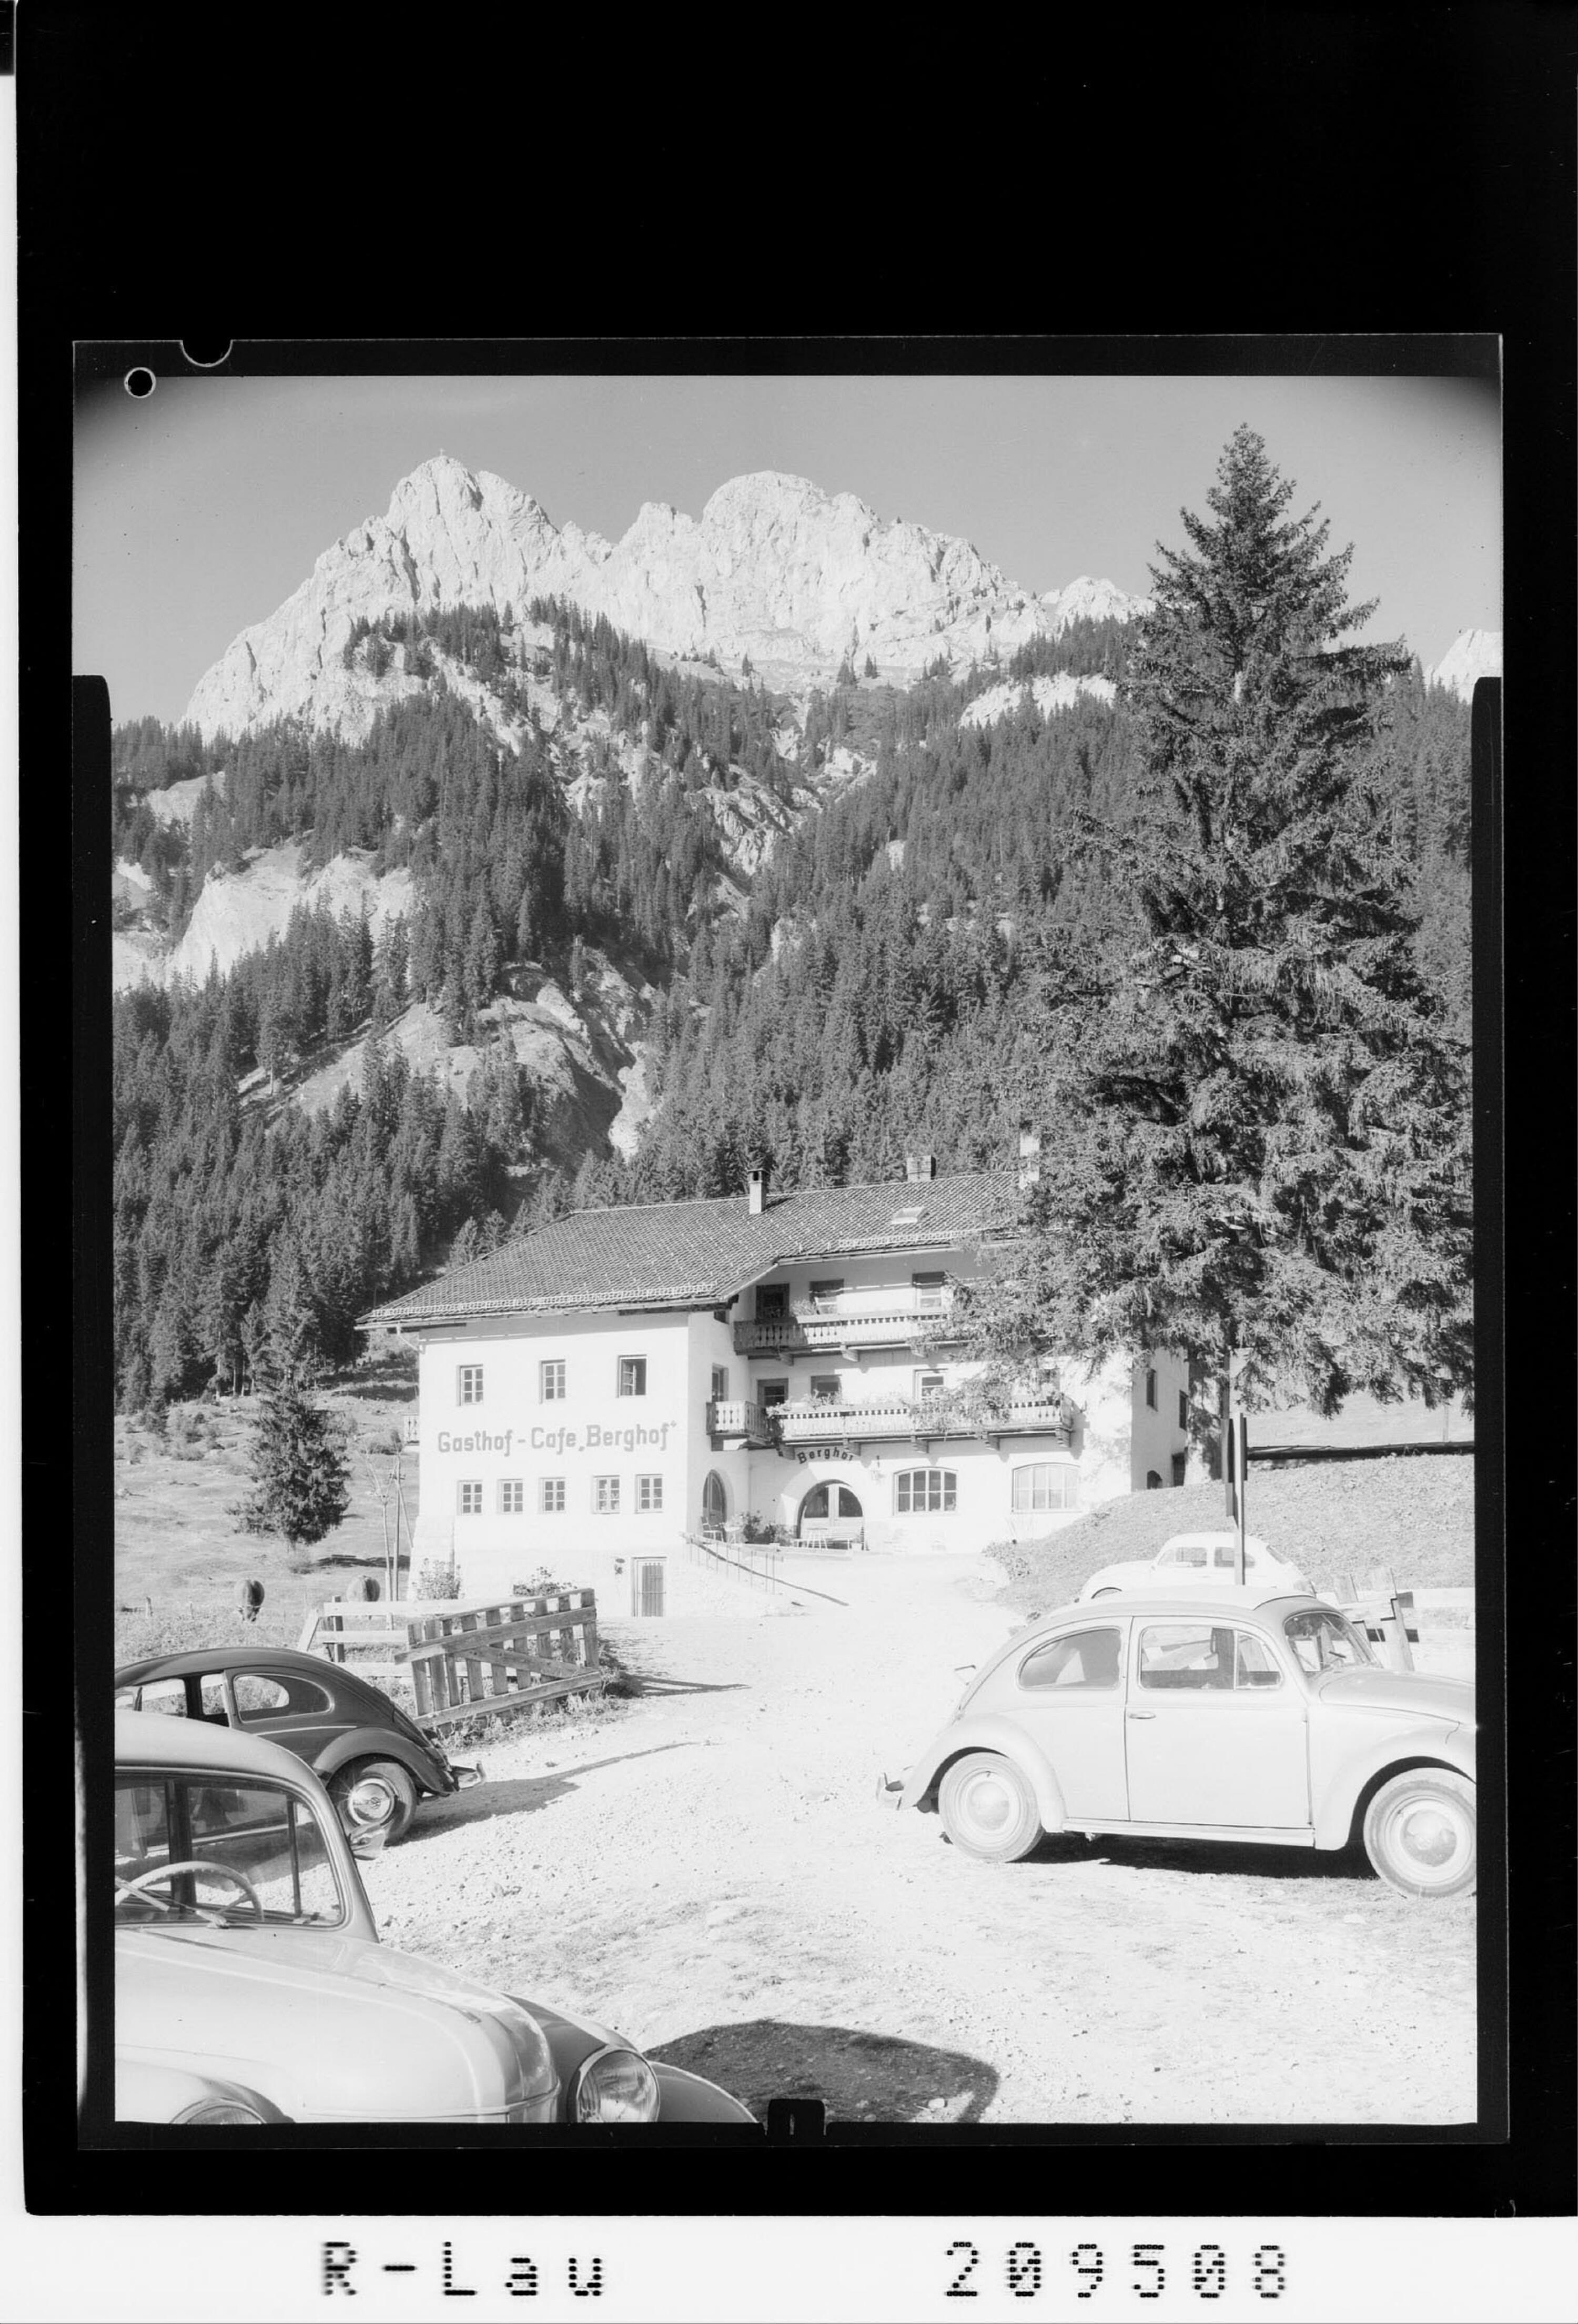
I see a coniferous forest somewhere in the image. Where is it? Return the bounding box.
[110,527,1475,1413]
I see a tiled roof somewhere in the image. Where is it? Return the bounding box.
[361,1170,1021,1328]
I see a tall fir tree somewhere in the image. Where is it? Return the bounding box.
[237,1332,352,1552]
[969,426,1473,1418]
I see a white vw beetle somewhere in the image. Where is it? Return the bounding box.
[899,1590,1475,1898]
[114,1711,755,2125]
[1077,1530,1313,1601]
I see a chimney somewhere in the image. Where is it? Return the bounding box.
[748,1165,768,1216]
[1017,1120,1041,1190]
[905,1154,937,1183]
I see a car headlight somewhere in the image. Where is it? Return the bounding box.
[175,2099,268,2125]
[569,2046,661,2124]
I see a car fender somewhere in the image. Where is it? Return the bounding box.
[313,1724,450,1794]
[898,1714,1069,1832]
[115,2054,292,2125]
[1312,1723,1478,1849]
[650,2062,760,2124]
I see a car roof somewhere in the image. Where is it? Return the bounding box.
[1156,1532,1271,1555]
[115,1644,371,1689]
[114,1707,317,1782]
[1055,1588,1318,1622]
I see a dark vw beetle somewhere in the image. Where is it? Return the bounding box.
[115,1645,477,1842]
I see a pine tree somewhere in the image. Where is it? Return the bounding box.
[970,427,1472,1418]
[237,1338,352,1553]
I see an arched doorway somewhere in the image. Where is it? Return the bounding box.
[701,1471,729,1535]
[797,1480,863,1538]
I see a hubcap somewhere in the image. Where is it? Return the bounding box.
[965,1774,1014,1835]
[346,1776,396,1825]
[1389,1796,1469,1883]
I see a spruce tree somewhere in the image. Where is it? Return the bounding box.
[973,426,1473,1417]
[238,1331,351,1552]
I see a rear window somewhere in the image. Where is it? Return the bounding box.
[1019,1626,1122,1691]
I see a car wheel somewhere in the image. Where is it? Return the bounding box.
[1362,1770,1476,1899]
[938,1752,1045,1863]
[331,1759,418,1844]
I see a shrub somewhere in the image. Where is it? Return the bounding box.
[414,1558,462,1601]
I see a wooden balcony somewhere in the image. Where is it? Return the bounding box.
[706,1399,776,1446]
[733,1286,957,1358]
[771,1397,1074,1450]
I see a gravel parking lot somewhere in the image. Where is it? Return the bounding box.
[359,1551,1477,2127]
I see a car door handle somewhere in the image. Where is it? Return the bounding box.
[1127,1710,1156,1720]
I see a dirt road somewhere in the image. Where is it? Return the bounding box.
[361,1552,1477,2126]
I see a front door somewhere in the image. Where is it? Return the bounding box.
[631,1559,665,1616]
[1124,1621,1310,1828]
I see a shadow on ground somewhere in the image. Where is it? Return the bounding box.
[1020,1830,1375,1885]
[645,2019,998,2125]
[399,1740,710,1837]
[616,1672,750,1697]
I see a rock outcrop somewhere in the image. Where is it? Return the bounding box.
[1425,628,1502,705]
[181,456,1150,738]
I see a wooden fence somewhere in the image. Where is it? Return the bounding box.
[299,1591,603,1730]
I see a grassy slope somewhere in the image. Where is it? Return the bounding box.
[987,1455,1475,1619]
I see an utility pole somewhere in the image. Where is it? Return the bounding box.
[1225,1353,1249,1585]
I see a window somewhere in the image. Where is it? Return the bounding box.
[1161,1541,1209,1568]
[809,1374,842,1403]
[1145,1368,1158,1409]
[800,1482,863,1523]
[458,1480,482,1514]
[540,1359,565,1402]
[115,1775,343,1927]
[637,1474,663,1512]
[458,1365,484,1405]
[593,1476,620,1513]
[756,1284,787,1318]
[540,1477,565,1513]
[618,1356,647,1397]
[912,1271,947,1312]
[701,1471,728,1529]
[499,1478,524,1513]
[1011,1463,1077,1513]
[1138,1622,1237,1691]
[915,1370,945,1400]
[1019,1626,1122,1692]
[1212,1543,1260,1570]
[231,1671,332,1721]
[1178,1389,1189,1430]
[894,1468,956,1513]
[759,1379,788,1408]
[1171,1451,1188,1487]
[711,1365,729,1403]
[808,1278,844,1310]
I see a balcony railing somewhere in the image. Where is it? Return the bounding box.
[706,1399,776,1444]
[734,1286,957,1356]
[771,1397,1074,1449]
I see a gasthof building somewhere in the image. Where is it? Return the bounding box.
[362,1158,1191,1615]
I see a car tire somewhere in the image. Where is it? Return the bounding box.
[938,1753,1045,1864]
[331,1759,418,1844]
[1361,1770,1476,1900]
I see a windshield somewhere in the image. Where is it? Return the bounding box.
[1283,1606,1375,1674]
[114,1773,346,1927]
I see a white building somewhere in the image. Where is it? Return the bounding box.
[362,1160,1192,1614]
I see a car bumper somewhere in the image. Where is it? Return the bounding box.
[450,1762,484,1789]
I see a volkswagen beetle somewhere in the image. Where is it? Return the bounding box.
[1077,1531,1313,1601]
[898,1590,1475,1898]
[113,1711,756,2125]
[115,1644,477,1842]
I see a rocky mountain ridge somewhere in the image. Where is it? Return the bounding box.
[1425,627,1502,704]
[182,456,1152,738]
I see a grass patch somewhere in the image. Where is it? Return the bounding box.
[986,1455,1474,1621]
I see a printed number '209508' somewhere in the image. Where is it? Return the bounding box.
[944,2241,1288,2299]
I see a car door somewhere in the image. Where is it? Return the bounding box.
[1123,1620,1311,1830]
[1009,1621,1129,1821]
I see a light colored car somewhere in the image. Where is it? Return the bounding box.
[898,1590,1475,1898]
[1077,1530,1312,1601]
[113,1711,755,2125]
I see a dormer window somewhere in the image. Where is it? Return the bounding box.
[889,1205,924,1227]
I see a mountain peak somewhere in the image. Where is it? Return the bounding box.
[1425,627,1502,704]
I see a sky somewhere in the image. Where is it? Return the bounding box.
[75,366,1501,727]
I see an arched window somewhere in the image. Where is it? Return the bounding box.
[797,1482,863,1529]
[701,1471,728,1532]
[893,1469,957,1514]
[1146,1470,1163,1490]
[1011,1463,1077,1513]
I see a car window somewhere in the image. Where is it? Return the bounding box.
[1019,1626,1122,1692]
[1165,1543,1208,1568]
[135,1678,188,1718]
[232,1670,333,1720]
[1139,1623,1288,1691]
[1211,1545,1259,1569]
[196,1674,231,1724]
[1233,1632,1283,1689]
[1283,1606,1375,1672]
[114,1774,345,1925]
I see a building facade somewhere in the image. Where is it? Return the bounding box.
[363,1162,1192,1613]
